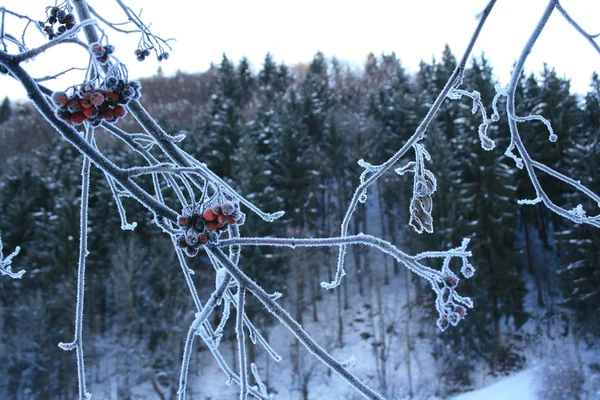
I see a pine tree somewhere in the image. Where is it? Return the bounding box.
[437,56,527,387]
[556,73,600,334]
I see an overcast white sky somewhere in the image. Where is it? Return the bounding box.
[1,0,599,100]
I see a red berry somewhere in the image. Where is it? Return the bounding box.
[105,91,120,103]
[79,95,93,109]
[203,209,216,221]
[178,215,191,228]
[83,106,98,119]
[226,216,236,226]
[198,233,208,244]
[89,91,105,106]
[71,112,86,125]
[99,109,114,120]
[66,98,81,113]
[51,91,68,106]
[205,221,218,231]
[113,105,127,118]
[185,246,198,257]
[217,214,228,225]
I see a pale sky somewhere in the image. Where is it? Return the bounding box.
[1,0,599,100]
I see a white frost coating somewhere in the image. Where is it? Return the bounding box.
[5,0,600,399]
[0,232,24,279]
[450,88,495,150]
[340,356,356,368]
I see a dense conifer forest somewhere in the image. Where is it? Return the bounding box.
[1,49,598,398]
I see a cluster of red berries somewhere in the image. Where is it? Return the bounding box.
[51,80,141,126]
[176,202,246,257]
[89,42,115,65]
[135,48,169,62]
[40,7,76,40]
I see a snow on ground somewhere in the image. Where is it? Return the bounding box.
[451,369,539,400]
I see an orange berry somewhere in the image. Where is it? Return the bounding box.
[203,209,216,221]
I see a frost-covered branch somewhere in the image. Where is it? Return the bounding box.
[328,0,497,290]
[0,231,23,279]
[556,1,600,56]
[502,0,600,227]
[57,125,94,400]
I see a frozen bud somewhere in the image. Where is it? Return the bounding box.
[57,25,66,34]
[64,14,76,25]
[50,7,59,17]
[480,136,495,151]
[448,312,460,326]
[142,49,151,57]
[437,316,449,332]
[461,263,475,278]
[161,52,169,60]
[444,274,458,288]
[89,42,104,57]
[455,306,466,319]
